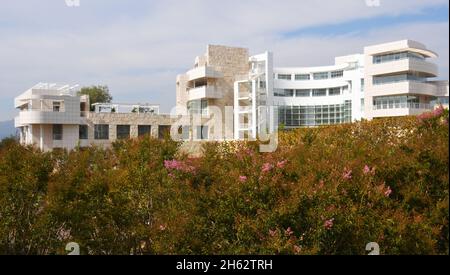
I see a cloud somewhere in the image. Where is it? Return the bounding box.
[0,0,448,120]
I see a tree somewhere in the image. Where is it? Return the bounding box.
[77,86,113,111]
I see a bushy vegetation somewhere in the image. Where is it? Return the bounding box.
[0,108,448,255]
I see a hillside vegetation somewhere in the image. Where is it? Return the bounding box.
[0,107,448,255]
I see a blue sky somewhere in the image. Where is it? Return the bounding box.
[0,0,449,121]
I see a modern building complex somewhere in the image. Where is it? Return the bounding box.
[15,40,449,151]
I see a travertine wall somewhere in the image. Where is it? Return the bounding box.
[176,45,250,140]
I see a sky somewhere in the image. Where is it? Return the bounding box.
[0,0,448,121]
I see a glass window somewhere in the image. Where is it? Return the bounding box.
[116,125,130,140]
[196,126,208,140]
[158,125,171,139]
[313,72,329,80]
[373,51,425,64]
[53,124,63,140]
[278,74,292,80]
[94,125,109,140]
[187,99,208,116]
[53,102,61,112]
[138,125,151,136]
[274,89,294,97]
[312,89,327,97]
[295,74,310,81]
[331,71,343,78]
[296,89,311,97]
[79,125,88,140]
[329,88,341,96]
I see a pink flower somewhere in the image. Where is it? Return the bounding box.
[433,105,444,117]
[363,165,371,175]
[159,225,167,231]
[261,163,273,173]
[164,159,196,174]
[293,245,302,254]
[277,160,288,169]
[342,168,352,180]
[384,186,393,197]
[239,176,248,183]
[363,165,376,175]
[324,218,334,230]
[285,227,294,236]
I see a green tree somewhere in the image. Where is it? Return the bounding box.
[77,85,113,111]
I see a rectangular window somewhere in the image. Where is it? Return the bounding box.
[179,126,190,140]
[277,74,292,80]
[329,88,341,96]
[116,125,130,140]
[138,125,151,136]
[187,99,208,116]
[79,125,88,140]
[312,89,327,97]
[94,124,109,140]
[295,74,310,81]
[313,72,329,80]
[361,79,365,93]
[196,126,208,140]
[53,124,63,140]
[158,125,171,139]
[53,102,61,112]
[373,51,425,64]
[274,89,294,97]
[331,71,343,78]
[296,89,311,97]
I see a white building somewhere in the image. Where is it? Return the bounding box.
[15,40,449,151]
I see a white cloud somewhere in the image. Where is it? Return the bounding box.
[0,0,448,120]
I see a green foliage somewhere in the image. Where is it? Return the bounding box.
[0,109,448,255]
[77,85,113,111]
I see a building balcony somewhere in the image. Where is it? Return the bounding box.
[14,110,85,127]
[367,58,438,77]
[186,66,223,81]
[371,102,434,118]
[369,81,439,97]
[188,86,222,101]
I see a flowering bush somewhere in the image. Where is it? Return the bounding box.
[0,108,448,255]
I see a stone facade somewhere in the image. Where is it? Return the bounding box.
[176,45,250,141]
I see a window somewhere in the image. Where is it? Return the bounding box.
[196,126,208,140]
[373,74,427,85]
[373,51,425,64]
[296,89,311,97]
[278,101,352,127]
[116,125,130,140]
[138,125,151,136]
[53,102,61,112]
[329,88,341,96]
[313,72,329,80]
[295,74,310,81]
[178,126,190,140]
[312,89,327,97]
[278,74,292,80]
[331,71,343,78]
[79,125,88,140]
[158,125,171,139]
[274,89,294,97]
[372,95,426,110]
[94,125,109,140]
[361,99,365,112]
[53,124,63,140]
[187,99,208,116]
[361,79,365,93]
